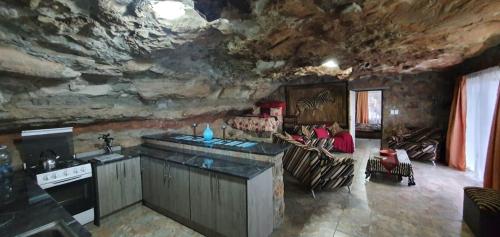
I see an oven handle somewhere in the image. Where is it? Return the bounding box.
[52,175,84,185]
[40,173,92,189]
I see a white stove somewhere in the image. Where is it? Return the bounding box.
[35,163,92,189]
[21,127,95,225]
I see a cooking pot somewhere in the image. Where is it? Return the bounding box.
[40,149,60,170]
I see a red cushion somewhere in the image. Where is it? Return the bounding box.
[257,101,286,114]
[332,131,354,153]
[314,127,330,139]
[291,135,305,144]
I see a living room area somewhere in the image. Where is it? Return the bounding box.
[265,46,500,237]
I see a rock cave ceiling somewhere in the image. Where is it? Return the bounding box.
[0,0,499,131]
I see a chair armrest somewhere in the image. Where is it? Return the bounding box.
[320,146,354,165]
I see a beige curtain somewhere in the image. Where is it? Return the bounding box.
[356,91,369,124]
[484,85,500,191]
[446,77,467,171]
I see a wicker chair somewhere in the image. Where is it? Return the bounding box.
[273,133,354,198]
[387,127,441,164]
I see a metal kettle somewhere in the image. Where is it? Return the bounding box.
[40,149,60,170]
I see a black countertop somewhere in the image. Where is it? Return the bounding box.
[91,145,274,180]
[0,171,91,237]
[142,133,290,156]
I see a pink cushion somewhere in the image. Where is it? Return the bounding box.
[291,135,305,144]
[314,127,330,139]
[257,101,286,114]
[332,131,354,153]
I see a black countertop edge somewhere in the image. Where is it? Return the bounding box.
[139,145,275,180]
[141,133,291,156]
[86,145,274,180]
[0,171,91,237]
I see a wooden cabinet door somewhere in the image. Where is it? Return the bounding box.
[142,157,164,207]
[157,160,170,211]
[150,157,167,208]
[189,168,217,230]
[97,162,122,217]
[215,173,247,237]
[121,157,142,207]
[165,161,190,220]
[141,157,152,205]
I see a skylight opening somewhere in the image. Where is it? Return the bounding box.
[152,1,186,20]
[321,59,339,69]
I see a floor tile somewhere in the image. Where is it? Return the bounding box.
[87,139,481,237]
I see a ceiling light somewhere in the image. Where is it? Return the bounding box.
[321,59,339,68]
[152,1,186,20]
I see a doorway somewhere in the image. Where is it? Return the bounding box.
[354,90,383,139]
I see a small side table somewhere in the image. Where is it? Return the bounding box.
[365,149,416,186]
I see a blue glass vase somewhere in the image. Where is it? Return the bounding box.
[203,124,213,141]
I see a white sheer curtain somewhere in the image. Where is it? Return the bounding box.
[465,66,500,181]
[367,91,382,124]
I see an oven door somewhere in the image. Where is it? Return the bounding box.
[44,177,94,223]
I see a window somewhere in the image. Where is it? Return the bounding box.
[367,91,382,124]
[465,67,500,181]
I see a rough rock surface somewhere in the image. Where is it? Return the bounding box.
[0,0,498,131]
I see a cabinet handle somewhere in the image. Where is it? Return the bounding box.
[163,161,167,184]
[209,172,213,200]
[115,164,118,180]
[167,164,171,187]
[123,162,126,178]
[217,175,221,205]
[168,165,172,179]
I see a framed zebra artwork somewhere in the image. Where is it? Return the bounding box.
[285,82,348,127]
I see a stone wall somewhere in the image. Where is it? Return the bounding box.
[349,72,455,145]
[1,114,259,170]
[449,44,500,77]
[265,72,455,152]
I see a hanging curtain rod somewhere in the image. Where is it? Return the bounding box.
[466,66,500,79]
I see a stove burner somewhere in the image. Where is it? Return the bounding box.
[57,159,84,168]
[27,158,86,175]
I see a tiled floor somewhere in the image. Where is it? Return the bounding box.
[86,139,481,237]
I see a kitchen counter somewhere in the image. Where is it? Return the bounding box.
[86,135,287,228]
[91,145,274,180]
[0,171,91,237]
[140,145,273,179]
[140,133,288,228]
[142,133,290,156]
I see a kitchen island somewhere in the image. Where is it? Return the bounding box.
[131,145,275,237]
[86,144,276,237]
[142,133,290,229]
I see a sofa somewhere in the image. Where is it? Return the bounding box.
[387,127,441,164]
[228,101,285,134]
[273,133,354,197]
[284,124,354,154]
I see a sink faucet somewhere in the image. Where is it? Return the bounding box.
[98,133,114,154]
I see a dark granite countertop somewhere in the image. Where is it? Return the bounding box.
[89,145,273,179]
[0,171,91,237]
[142,133,290,156]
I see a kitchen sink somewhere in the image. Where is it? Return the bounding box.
[17,221,78,237]
[93,153,124,163]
